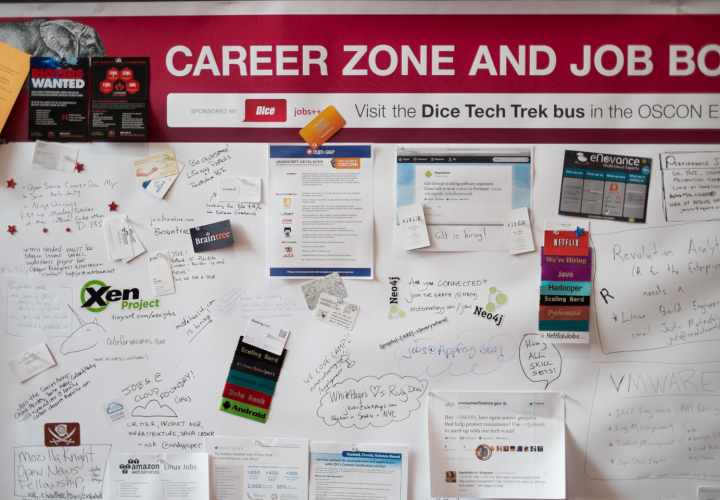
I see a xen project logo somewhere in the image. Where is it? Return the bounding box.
[80,280,159,313]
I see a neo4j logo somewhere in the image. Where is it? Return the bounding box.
[80,280,159,313]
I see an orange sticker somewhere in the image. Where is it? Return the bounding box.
[299,105,346,150]
[334,158,360,169]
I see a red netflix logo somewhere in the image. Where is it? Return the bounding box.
[244,99,287,122]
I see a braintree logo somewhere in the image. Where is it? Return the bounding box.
[80,280,159,313]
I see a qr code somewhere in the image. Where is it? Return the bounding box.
[279,330,288,339]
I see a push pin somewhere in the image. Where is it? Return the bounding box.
[6,179,16,188]
[108,201,119,211]
[7,225,17,235]
[74,162,84,173]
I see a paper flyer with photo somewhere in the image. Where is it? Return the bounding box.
[206,437,309,500]
[90,57,149,141]
[103,453,210,499]
[559,150,652,223]
[310,442,408,500]
[28,57,89,141]
[395,147,532,252]
[268,144,373,279]
[428,391,565,499]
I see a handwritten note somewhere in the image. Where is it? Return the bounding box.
[14,444,111,498]
[316,373,428,429]
[395,329,516,377]
[519,334,562,389]
[593,222,720,359]
[660,152,720,221]
[6,282,73,337]
[585,363,720,481]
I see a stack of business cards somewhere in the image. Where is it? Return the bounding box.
[103,215,146,262]
[538,221,591,343]
[220,331,287,424]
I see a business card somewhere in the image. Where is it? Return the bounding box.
[502,207,535,255]
[314,293,360,331]
[148,251,176,297]
[299,105,346,149]
[122,224,146,263]
[300,272,347,310]
[8,343,56,383]
[31,141,78,172]
[103,215,134,261]
[189,220,234,252]
[397,203,431,250]
[141,160,184,199]
[217,176,262,203]
[242,318,289,356]
[132,150,180,183]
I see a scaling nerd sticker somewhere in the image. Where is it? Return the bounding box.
[189,220,235,252]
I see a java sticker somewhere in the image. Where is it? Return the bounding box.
[299,105,346,150]
[45,423,80,447]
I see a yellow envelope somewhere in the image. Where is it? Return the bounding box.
[0,41,30,134]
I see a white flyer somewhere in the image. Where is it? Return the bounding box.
[428,391,565,499]
[502,207,535,255]
[314,293,360,331]
[206,436,309,500]
[397,203,430,250]
[148,251,176,297]
[31,140,78,172]
[217,176,262,203]
[309,442,408,500]
[7,343,56,383]
[268,144,373,279]
[243,318,289,356]
[103,453,210,500]
[103,215,134,260]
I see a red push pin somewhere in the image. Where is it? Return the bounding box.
[7,225,17,235]
[74,163,84,173]
[6,179,16,188]
[108,201,118,211]
[65,227,71,232]
[43,228,48,233]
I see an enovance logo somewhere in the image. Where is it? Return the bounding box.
[80,280,159,313]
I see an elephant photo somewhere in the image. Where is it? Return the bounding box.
[0,18,105,58]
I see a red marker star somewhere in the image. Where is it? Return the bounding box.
[43,228,48,233]
[6,179,16,188]
[65,227,71,232]
[108,201,119,211]
[74,163,84,173]
[7,225,17,235]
